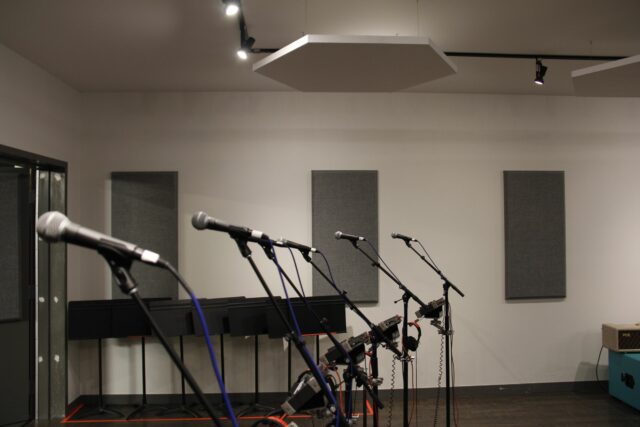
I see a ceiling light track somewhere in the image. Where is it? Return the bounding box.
[222,1,627,64]
[444,52,625,61]
[230,1,277,59]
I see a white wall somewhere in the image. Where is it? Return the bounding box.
[66,91,640,401]
[4,43,640,401]
[0,43,106,304]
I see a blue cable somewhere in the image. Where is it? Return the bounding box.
[287,247,354,419]
[160,260,238,427]
[270,242,340,427]
[190,291,240,427]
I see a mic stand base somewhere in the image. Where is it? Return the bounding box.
[98,246,224,427]
[126,337,168,420]
[159,336,201,419]
[75,338,125,419]
[232,238,345,427]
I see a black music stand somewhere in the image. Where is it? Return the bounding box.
[229,297,277,416]
[68,300,124,419]
[111,299,169,419]
[149,299,199,418]
[266,296,346,391]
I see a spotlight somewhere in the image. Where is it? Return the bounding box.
[223,0,239,16]
[236,37,255,60]
[535,58,547,85]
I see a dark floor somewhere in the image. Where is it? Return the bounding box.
[37,390,640,427]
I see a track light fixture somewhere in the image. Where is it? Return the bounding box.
[237,36,255,60]
[222,0,240,16]
[534,58,548,85]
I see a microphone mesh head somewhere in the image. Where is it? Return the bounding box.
[391,232,398,238]
[334,231,342,239]
[37,211,69,242]
[191,211,209,230]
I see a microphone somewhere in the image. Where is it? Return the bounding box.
[36,211,161,264]
[391,232,416,243]
[334,231,365,242]
[274,239,317,254]
[191,211,269,240]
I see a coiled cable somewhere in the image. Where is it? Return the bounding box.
[433,335,445,426]
[387,357,397,427]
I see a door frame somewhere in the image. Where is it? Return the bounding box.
[0,144,67,421]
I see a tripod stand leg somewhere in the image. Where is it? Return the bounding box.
[127,336,167,419]
[75,338,124,419]
[236,335,274,416]
[160,336,200,418]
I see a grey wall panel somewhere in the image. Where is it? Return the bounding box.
[111,172,178,299]
[312,170,378,303]
[504,171,566,299]
[0,171,23,320]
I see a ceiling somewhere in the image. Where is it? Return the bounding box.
[0,0,638,94]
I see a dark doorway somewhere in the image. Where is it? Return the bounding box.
[0,159,35,426]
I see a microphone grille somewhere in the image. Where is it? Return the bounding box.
[334,231,342,239]
[391,232,398,238]
[191,211,209,230]
[37,211,69,242]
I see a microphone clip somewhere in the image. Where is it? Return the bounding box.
[97,245,138,295]
[231,236,253,258]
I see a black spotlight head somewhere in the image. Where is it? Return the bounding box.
[242,37,256,50]
[237,37,255,60]
[535,58,548,85]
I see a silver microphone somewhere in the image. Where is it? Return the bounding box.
[37,211,160,264]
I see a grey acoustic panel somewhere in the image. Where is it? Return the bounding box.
[504,171,566,299]
[312,171,378,303]
[0,171,27,321]
[111,172,178,299]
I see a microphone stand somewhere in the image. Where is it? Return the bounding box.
[347,240,433,427]
[262,244,384,421]
[97,246,223,427]
[229,237,346,427]
[302,251,403,427]
[262,246,384,421]
[401,241,464,427]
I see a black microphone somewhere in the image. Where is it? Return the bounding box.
[274,239,317,254]
[391,232,416,243]
[191,211,269,240]
[334,231,365,242]
[36,211,161,264]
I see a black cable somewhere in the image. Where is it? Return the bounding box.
[365,240,402,283]
[596,345,607,392]
[287,247,307,297]
[318,250,337,284]
[416,240,440,272]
